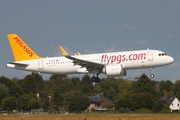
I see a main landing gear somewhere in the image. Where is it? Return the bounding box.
[149,68,154,78]
[91,73,100,83]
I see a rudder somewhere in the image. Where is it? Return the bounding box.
[7,34,41,61]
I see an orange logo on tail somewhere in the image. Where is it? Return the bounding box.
[13,37,34,57]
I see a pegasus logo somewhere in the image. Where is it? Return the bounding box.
[13,37,34,57]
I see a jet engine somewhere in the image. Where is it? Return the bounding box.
[102,64,126,76]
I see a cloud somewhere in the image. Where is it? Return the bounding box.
[135,39,149,45]
[165,33,177,37]
[104,43,119,52]
[21,71,32,78]
[98,44,105,48]
[84,49,97,54]
[53,46,74,57]
[125,69,149,80]
[49,44,55,48]
[170,62,180,68]
[21,71,50,80]
[121,24,135,29]
[64,26,74,31]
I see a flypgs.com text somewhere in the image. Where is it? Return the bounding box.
[101,53,146,64]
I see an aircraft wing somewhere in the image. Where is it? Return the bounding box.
[59,46,105,71]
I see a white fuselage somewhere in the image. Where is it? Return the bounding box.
[6,49,174,76]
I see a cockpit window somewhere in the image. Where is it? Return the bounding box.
[159,53,167,56]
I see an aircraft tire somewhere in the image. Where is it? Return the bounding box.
[95,77,100,83]
[91,76,96,82]
[150,74,154,78]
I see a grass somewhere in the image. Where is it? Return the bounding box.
[0,114,180,120]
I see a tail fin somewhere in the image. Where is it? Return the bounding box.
[7,34,41,61]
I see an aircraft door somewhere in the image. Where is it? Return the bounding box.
[148,51,153,61]
[38,60,44,70]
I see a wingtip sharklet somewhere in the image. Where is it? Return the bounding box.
[59,46,69,56]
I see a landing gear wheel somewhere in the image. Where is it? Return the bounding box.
[95,77,100,83]
[91,77,100,83]
[91,72,100,83]
[150,74,154,78]
[91,77,96,82]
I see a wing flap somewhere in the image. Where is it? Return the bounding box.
[59,46,105,72]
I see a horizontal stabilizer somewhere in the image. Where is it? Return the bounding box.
[7,62,29,68]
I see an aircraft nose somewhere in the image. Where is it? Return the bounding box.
[169,56,174,63]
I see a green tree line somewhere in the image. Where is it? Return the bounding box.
[0,73,180,113]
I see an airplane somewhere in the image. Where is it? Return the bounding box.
[6,34,174,82]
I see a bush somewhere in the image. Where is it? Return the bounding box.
[107,108,118,113]
[1,96,18,111]
[119,107,132,113]
[116,99,133,111]
[134,108,152,114]
[152,99,164,113]
[68,91,90,112]
[160,104,170,113]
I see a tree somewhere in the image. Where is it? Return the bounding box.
[131,93,153,110]
[53,88,64,111]
[58,80,74,93]
[175,89,180,100]
[31,73,44,92]
[116,98,133,110]
[163,89,174,97]
[0,83,9,104]
[80,86,91,95]
[159,80,172,95]
[41,97,52,110]
[28,99,41,110]
[18,93,38,110]
[152,99,164,113]
[81,75,93,90]
[71,77,81,90]
[0,76,22,97]
[1,96,18,111]
[160,104,170,113]
[95,77,120,101]
[172,80,180,95]
[21,75,36,94]
[20,73,44,94]
[68,91,90,112]
[133,74,155,94]
[116,79,133,103]
[50,74,67,85]
[106,87,116,101]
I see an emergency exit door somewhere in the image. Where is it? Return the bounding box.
[38,60,43,70]
[148,51,153,61]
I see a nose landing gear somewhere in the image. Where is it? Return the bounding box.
[149,68,154,78]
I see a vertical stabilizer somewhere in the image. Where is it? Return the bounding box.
[7,34,41,61]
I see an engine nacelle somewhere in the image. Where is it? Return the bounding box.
[102,64,126,76]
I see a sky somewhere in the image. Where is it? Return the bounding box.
[0,0,180,81]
